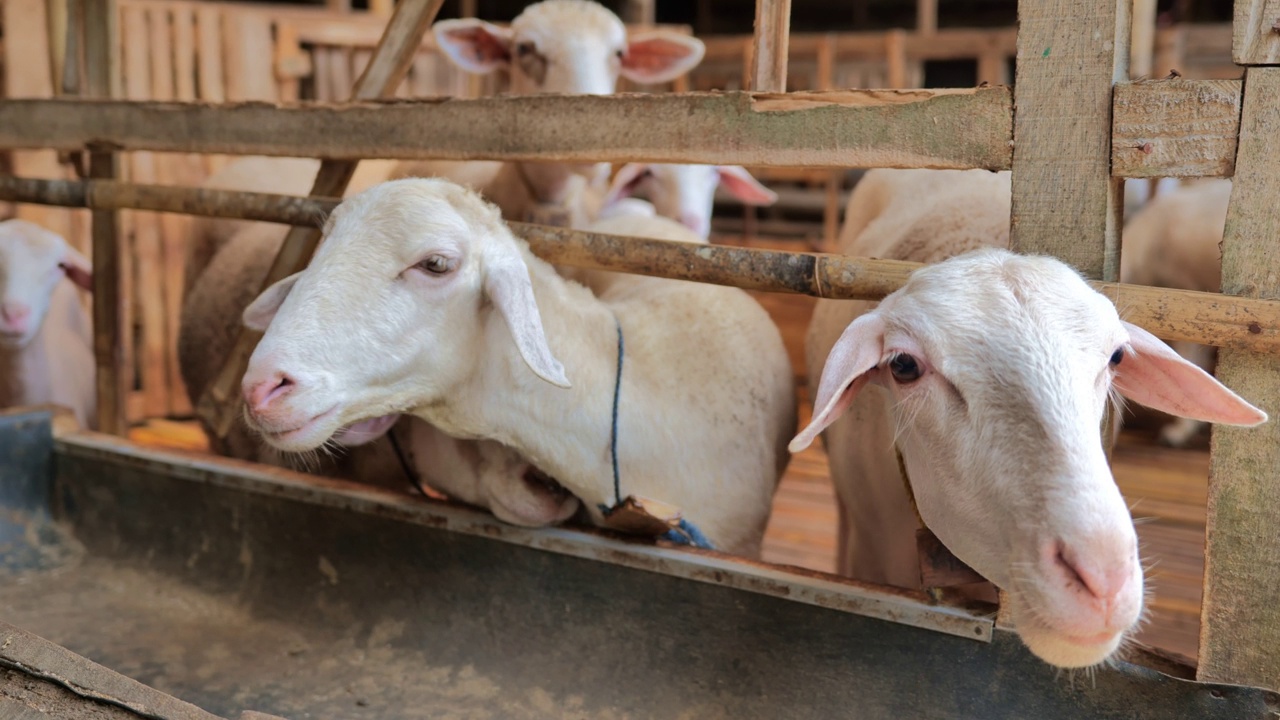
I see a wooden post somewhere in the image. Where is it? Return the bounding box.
[83,0,126,435]
[459,0,478,18]
[1130,0,1157,78]
[885,29,907,89]
[1009,0,1131,282]
[196,0,448,441]
[1233,0,1280,64]
[623,0,655,26]
[750,0,790,93]
[1198,66,1280,694]
[817,34,840,249]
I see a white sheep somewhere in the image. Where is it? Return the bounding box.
[0,219,96,429]
[793,168,1266,669]
[1119,177,1231,447]
[235,178,797,556]
[387,0,706,225]
[600,163,778,238]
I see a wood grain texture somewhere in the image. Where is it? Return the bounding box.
[1199,66,1280,693]
[1233,0,1280,65]
[1112,78,1242,178]
[1010,0,1130,281]
[0,88,1016,170]
[196,0,447,440]
[750,0,791,92]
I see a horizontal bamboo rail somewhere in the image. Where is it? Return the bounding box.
[0,78,1244,176]
[4,174,1277,355]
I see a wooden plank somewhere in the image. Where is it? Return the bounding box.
[197,0,448,440]
[148,5,191,419]
[1233,0,1280,64]
[2,0,75,242]
[122,3,167,420]
[1112,78,1242,178]
[750,0,791,92]
[1199,66,1280,693]
[10,174,1280,357]
[194,5,224,103]
[85,0,126,436]
[1010,0,1131,281]
[222,11,275,101]
[0,88,1016,170]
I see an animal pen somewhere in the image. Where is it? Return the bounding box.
[0,0,1278,717]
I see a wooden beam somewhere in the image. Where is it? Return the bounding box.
[1010,0,1131,281]
[1199,66,1280,693]
[1233,0,1280,65]
[750,0,791,92]
[197,0,447,441]
[0,88,1016,170]
[6,174,1280,357]
[1112,78,1242,178]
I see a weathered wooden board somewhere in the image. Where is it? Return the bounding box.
[0,88,1015,170]
[1010,0,1130,281]
[1233,0,1280,65]
[1112,78,1242,178]
[1200,66,1280,694]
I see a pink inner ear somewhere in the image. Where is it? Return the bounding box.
[60,262,93,292]
[604,164,650,206]
[717,166,778,206]
[789,313,886,452]
[621,37,701,82]
[1114,321,1268,426]
[443,25,510,66]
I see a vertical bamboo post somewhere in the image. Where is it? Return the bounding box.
[1130,0,1157,78]
[750,0,790,93]
[83,0,126,435]
[196,0,448,441]
[1198,64,1280,692]
[816,34,840,250]
[916,0,937,34]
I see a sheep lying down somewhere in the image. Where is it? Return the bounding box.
[236,178,796,558]
[794,169,1267,670]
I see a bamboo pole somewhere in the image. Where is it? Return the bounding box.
[197,0,447,442]
[5,175,1280,357]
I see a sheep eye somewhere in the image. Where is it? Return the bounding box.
[415,255,453,275]
[1110,348,1124,366]
[615,49,625,60]
[888,354,922,383]
[516,41,536,57]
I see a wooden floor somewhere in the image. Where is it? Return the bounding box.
[125,234,1213,665]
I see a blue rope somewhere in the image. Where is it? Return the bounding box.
[600,316,715,551]
[610,317,624,507]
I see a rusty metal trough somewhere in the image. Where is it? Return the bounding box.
[1,406,1276,719]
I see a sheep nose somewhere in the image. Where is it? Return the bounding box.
[0,301,31,332]
[1054,541,1133,614]
[244,372,296,413]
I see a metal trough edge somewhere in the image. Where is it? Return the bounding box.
[52,427,995,644]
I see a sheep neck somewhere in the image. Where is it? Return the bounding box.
[0,324,54,409]
[436,248,622,509]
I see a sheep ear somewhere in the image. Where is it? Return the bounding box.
[621,32,705,84]
[789,313,885,453]
[1114,320,1267,426]
[604,163,652,206]
[484,250,571,388]
[716,166,778,206]
[242,273,301,332]
[59,245,94,291]
[433,18,513,75]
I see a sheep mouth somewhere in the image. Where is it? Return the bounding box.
[255,406,339,448]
